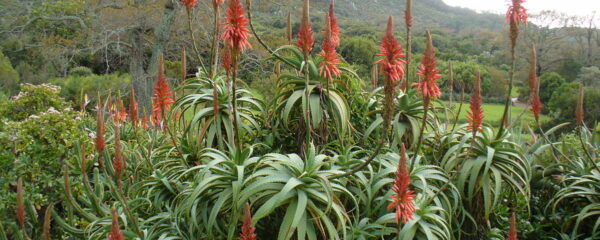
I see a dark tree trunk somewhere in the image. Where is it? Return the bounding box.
[129,1,177,113]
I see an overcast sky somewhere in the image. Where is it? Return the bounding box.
[442,0,598,23]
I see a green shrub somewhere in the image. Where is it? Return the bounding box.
[68,66,93,77]
[0,50,20,95]
[0,102,89,237]
[2,84,69,121]
[51,72,130,106]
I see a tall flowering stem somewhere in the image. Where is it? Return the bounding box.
[129,86,139,128]
[95,100,106,167]
[331,16,404,180]
[151,55,175,130]
[210,0,225,77]
[388,144,415,228]
[576,85,584,127]
[113,121,125,190]
[468,72,484,137]
[506,212,518,240]
[297,0,314,149]
[108,207,125,240]
[328,0,340,47]
[238,203,257,240]
[528,45,542,123]
[498,0,527,138]
[318,11,340,84]
[287,11,292,44]
[413,30,440,160]
[404,0,413,89]
[222,0,251,150]
[574,85,598,172]
[184,1,208,75]
[376,16,406,135]
[16,177,25,230]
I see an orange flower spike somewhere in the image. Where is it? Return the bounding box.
[129,87,139,126]
[108,207,125,240]
[181,0,198,11]
[506,0,527,49]
[415,31,441,102]
[528,45,542,121]
[113,122,125,187]
[297,0,314,57]
[376,16,406,83]
[506,0,528,25]
[387,144,416,224]
[468,72,484,134]
[16,177,25,229]
[95,102,106,153]
[506,212,518,240]
[151,55,175,125]
[222,43,233,76]
[238,203,257,240]
[141,112,150,130]
[222,0,251,52]
[328,0,340,47]
[318,11,340,84]
[576,85,585,126]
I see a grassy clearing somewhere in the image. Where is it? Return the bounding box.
[434,101,549,127]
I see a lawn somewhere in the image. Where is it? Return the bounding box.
[434,101,549,127]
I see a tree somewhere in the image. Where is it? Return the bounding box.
[576,66,600,88]
[539,72,566,104]
[339,37,377,77]
[547,82,600,128]
[0,50,20,95]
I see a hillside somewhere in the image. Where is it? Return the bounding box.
[253,0,505,33]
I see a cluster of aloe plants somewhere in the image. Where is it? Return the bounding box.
[3,0,600,239]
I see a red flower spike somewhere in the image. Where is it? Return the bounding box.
[376,16,406,83]
[468,72,484,134]
[506,212,518,240]
[328,0,340,47]
[576,85,584,126]
[152,55,175,125]
[506,0,527,48]
[528,45,542,120]
[415,31,441,101]
[141,112,150,130]
[113,122,125,187]
[387,144,416,224]
[16,177,25,228]
[239,203,257,240]
[95,102,106,153]
[505,0,527,26]
[129,87,139,126]
[108,208,125,240]
[181,0,198,11]
[297,0,314,57]
[222,0,251,52]
[318,12,341,83]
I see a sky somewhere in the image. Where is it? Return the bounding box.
[442,0,599,25]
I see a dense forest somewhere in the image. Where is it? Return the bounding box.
[1,0,600,239]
